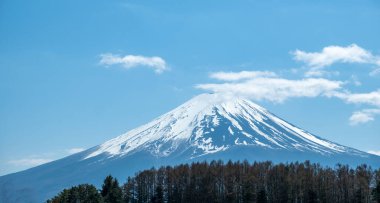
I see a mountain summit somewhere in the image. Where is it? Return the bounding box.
[1,94,379,203]
[85,93,363,160]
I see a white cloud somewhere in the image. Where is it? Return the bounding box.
[349,109,380,125]
[290,45,380,123]
[293,44,380,68]
[210,71,277,81]
[8,158,53,167]
[66,148,85,154]
[333,90,380,107]
[198,70,380,124]
[329,90,380,124]
[100,53,168,74]
[368,150,380,156]
[292,44,380,76]
[196,74,343,103]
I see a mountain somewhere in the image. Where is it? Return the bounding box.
[1,93,379,202]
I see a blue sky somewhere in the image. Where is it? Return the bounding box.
[1,0,379,175]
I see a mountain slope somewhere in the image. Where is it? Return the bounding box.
[1,93,379,203]
[84,94,359,158]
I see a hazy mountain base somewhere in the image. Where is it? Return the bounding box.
[1,146,379,203]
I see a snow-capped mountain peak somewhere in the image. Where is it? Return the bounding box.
[85,93,360,160]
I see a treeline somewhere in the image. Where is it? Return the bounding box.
[48,160,380,203]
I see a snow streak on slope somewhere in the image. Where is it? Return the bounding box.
[85,94,364,160]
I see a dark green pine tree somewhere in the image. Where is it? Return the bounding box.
[47,184,102,203]
[101,175,123,203]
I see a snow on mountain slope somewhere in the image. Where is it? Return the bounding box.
[85,93,364,160]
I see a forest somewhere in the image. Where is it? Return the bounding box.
[47,160,380,203]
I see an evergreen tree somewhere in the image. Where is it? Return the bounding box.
[101,175,123,203]
[47,184,102,203]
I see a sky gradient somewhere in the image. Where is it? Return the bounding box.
[1,0,380,175]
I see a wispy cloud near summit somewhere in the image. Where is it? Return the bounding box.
[197,71,343,103]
